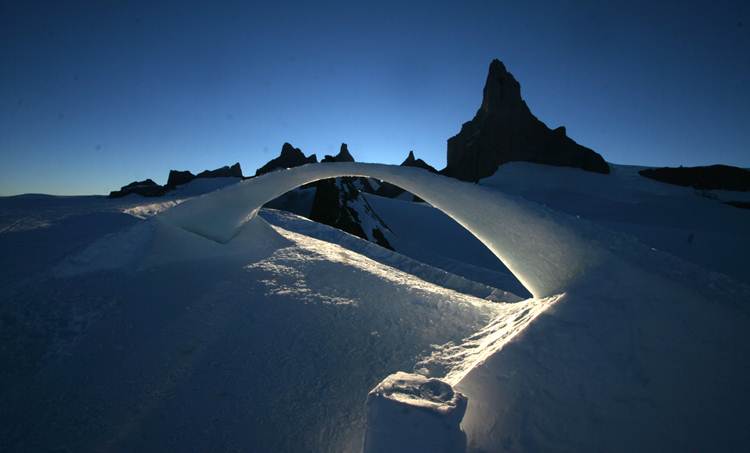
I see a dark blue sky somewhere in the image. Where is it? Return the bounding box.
[1,0,748,195]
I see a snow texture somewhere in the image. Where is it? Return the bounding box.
[3,162,750,452]
[363,372,467,453]
[2,183,528,451]
[260,208,523,302]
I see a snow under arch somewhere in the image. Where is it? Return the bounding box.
[157,162,603,298]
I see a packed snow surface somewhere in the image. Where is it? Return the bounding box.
[2,162,750,451]
[363,372,467,453]
[260,209,523,302]
[1,174,549,451]
[481,163,750,284]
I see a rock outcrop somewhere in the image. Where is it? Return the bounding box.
[402,150,438,173]
[166,163,244,190]
[321,143,355,163]
[444,59,609,181]
[261,143,321,214]
[311,144,393,249]
[196,162,243,179]
[109,179,168,198]
[255,143,317,176]
[309,176,393,249]
[166,170,196,189]
[376,151,437,200]
[639,165,750,191]
[258,142,393,249]
[110,163,244,198]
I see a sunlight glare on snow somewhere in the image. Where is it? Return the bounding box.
[249,223,561,384]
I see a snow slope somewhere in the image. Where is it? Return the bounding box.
[458,251,750,451]
[260,209,523,302]
[2,162,750,452]
[481,163,750,284]
[156,162,750,450]
[1,180,545,451]
[452,163,750,451]
[362,193,530,298]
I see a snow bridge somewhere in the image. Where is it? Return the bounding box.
[158,162,602,298]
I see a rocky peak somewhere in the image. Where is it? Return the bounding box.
[373,151,437,200]
[256,143,317,176]
[401,151,438,173]
[109,179,168,198]
[322,143,355,163]
[166,163,243,190]
[111,163,244,198]
[196,162,243,179]
[303,143,392,248]
[166,170,195,188]
[280,142,303,158]
[444,58,609,181]
[480,59,526,117]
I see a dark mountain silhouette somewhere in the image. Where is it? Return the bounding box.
[110,163,244,198]
[165,163,244,189]
[402,150,438,173]
[310,144,393,249]
[321,143,355,163]
[196,163,243,179]
[166,170,195,189]
[444,59,609,181]
[255,143,318,176]
[258,142,393,248]
[639,165,750,191]
[376,150,437,200]
[109,179,168,198]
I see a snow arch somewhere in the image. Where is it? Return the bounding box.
[157,162,601,298]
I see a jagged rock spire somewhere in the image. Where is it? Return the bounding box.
[400,150,437,173]
[322,143,355,163]
[255,143,317,176]
[444,59,609,181]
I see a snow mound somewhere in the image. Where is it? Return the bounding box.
[7,195,534,451]
[481,162,750,283]
[369,372,466,414]
[364,372,467,453]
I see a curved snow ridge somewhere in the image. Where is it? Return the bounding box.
[157,163,604,298]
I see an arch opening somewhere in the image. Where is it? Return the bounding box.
[261,174,531,299]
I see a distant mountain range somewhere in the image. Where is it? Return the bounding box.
[108,58,750,241]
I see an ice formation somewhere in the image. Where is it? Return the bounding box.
[158,162,601,298]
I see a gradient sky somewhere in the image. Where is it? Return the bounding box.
[1,0,748,195]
